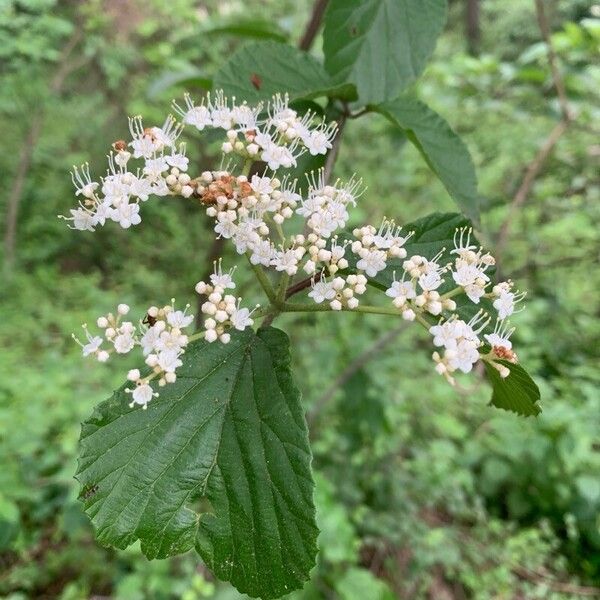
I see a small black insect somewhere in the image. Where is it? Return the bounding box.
[142,313,158,327]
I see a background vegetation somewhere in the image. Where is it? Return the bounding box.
[1,0,599,598]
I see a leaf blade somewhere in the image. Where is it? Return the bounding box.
[323,0,447,103]
[76,327,317,599]
[213,41,354,103]
[374,96,479,220]
[484,360,542,417]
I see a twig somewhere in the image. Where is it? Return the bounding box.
[534,0,571,122]
[496,0,573,258]
[307,323,407,424]
[496,120,568,255]
[285,272,322,299]
[298,0,329,51]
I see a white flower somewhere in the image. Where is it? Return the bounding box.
[167,307,194,329]
[128,383,157,409]
[308,279,336,303]
[386,276,416,307]
[155,330,187,353]
[447,339,480,374]
[71,163,98,198]
[429,320,463,350]
[356,248,387,277]
[111,202,141,229]
[173,94,212,130]
[82,334,103,357]
[261,143,296,170]
[113,333,135,354]
[165,145,189,171]
[250,240,275,267]
[250,175,274,195]
[66,207,96,231]
[452,261,481,287]
[230,307,254,331]
[304,130,332,155]
[157,348,183,373]
[140,324,160,355]
[272,248,299,275]
[231,103,261,131]
[92,200,113,226]
[143,156,169,178]
[484,319,515,350]
[151,115,183,150]
[210,261,236,290]
[128,116,157,159]
[493,290,525,320]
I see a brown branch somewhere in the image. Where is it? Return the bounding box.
[496,0,573,257]
[299,0,329,51]
[512,565,600,597]
[534,0,571,122]
[285,271,322,299]
[496,119,568,255]
[307,323,407,425]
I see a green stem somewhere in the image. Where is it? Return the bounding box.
[276,272,290,303]
[246,252,278,304]
[440,286,463,300]
[282,302,403,316]
[241,158,253,177]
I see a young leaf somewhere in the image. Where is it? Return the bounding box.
[484,360,542,417]
[76,327,318,599]
[323,0,447,104]
[374,96,479,220]
[213,41,356,103]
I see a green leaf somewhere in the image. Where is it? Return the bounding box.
[484,360,542,417]
[148,69,212,99]
[76,327,318,599]
[200,18,290,43]
[213,41,356,103]
[374,96,479,220]
[323,0,447,104]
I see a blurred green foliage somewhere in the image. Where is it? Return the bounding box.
[1,0,599,598]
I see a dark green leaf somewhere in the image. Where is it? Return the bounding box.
[484,360,542,417]
[374,96,479,220]
[76,327,317,599]
[213,41,356,103]
[323,0,447,103]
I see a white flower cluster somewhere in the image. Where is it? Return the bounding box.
[65,91,529,405]
[393,227,525,384]
[60,92,336,232]
[195,261,259,343]
[173,92,337,169]
[74,301,195,408]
